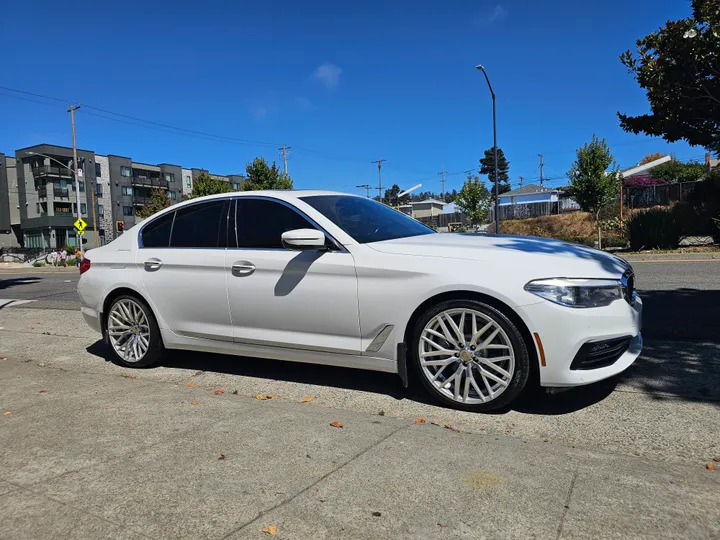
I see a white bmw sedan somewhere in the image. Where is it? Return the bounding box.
[77,191,642,412]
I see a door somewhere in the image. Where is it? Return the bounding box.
[227,197,361,354]
[138,199,233,341]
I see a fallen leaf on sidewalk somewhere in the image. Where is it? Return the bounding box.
[430,421,440,426]
[330,421,344,429]
[218,453,226,460]
[3,411,12,416]
[706,464,717,471]
[415,418,426,424]
[61,473,73,478]
[186,381,195,387]
[255,394,274,400]
[193,370,205,377]
[713,457,720,463]
[444,424,461,433]
[300,396,316,403]
[231,389,239,395]
[214,390,224,395]
[371,511,381,517]
[438,523,448,528]
[0,357,7,361]
[262,524,277,536]
[190,401,198,405]
[39,390,48,393]
[124,375,137,379]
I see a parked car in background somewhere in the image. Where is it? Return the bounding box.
[77,191,642,412]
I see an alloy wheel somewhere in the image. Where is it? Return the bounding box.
[107,299,151,363]
[418,308,515,404]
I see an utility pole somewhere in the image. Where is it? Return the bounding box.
[538,154,544,186]
[438,165,446,202]
[68,102,82,253]
[90,179,98,248]
[279,146,291,175]
[371,158,386,201]
[518,175,524,188]
[356,184,371,198]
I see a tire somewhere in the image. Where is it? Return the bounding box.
[104,294,164,368]
[409,299,530,412]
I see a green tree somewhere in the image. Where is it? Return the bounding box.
[650,159,706,183]
[135,188,172,219]
[565,135,622,249]
[454,175,491,227]
[479,147,511,195]
[383,184,410,206]
[618,0,720,154]
[241,157,293,191]
[188,172,234,199]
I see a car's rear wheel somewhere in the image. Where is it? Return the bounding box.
[105,295,163,368]
[410,299,530,412]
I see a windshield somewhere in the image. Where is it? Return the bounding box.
[302,195,435,244]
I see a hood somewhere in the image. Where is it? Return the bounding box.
[368,233,630,278]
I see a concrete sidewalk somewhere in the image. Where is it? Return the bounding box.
[1,358,717,540]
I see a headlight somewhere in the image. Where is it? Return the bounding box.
[524,278,622,308]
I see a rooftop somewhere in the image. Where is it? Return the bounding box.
[501,184,558,197]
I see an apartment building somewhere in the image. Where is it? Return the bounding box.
[0,143,244,251]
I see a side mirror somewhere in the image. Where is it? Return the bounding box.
[281,228,327,250]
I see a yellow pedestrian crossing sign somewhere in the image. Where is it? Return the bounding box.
[74,218,87,232]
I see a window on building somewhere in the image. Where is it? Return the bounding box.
[98,204,104,217]
[36,202,40,214]
[165,173,175,183]
[123,206,134,216]
[235,199,316,249]
[81,203,87,215]
[121,186,132,196]
[96,183,103,196]
[79,181,85,192]
[185,175,191,189]
[233,183,241,191]
[170,200,228,248]
[141,211,174,248]
[95,163,102,177]
[120,166,131,177]
[168,190,176,200]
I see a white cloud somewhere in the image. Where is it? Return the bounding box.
[312,63,342,90]
[489,4,507,23]
[251,106,268,120]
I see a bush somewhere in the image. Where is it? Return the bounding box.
[67,258,77,267]
[32,261,45,267]
[626,207,681,250]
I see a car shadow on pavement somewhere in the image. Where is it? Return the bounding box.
[0,276,41,291]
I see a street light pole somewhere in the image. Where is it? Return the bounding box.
[68,103,83,253]
[476,65,500,234]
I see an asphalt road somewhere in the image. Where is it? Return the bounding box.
[2,259,719,339]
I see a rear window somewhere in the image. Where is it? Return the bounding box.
[141,212,174,248]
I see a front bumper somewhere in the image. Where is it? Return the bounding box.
[517,295,643,387]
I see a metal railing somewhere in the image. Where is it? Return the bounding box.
[132,196,153,205]
[53,187,70,198]
[32,165,73,178]
[37,186,47,198]
[131,176,169,189]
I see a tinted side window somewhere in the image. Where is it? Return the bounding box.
[236,199,316,249]
[141,212,174,248]
[170,200,228,248]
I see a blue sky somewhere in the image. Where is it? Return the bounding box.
[0,0,702,195]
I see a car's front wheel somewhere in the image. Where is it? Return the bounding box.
[410,299,530,412]
[105,295,163,368]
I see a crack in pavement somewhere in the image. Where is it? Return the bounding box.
[555,469,579,540]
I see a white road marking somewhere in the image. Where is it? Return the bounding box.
[0,299,37,308]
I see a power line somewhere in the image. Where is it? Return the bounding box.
[356,184,371,198]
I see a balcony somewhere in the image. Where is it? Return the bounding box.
[38,186,47,199]
[131,176,168,189]
[132,196,153,206]
[53,188,70,199]
[33,165,73,178]
[54,211,73,217]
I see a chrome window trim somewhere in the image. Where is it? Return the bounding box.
[137,195,346,252]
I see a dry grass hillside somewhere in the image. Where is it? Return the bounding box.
[492,211,626,247]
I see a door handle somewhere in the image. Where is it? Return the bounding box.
[144,258,163,271]
[231,261,256,276]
